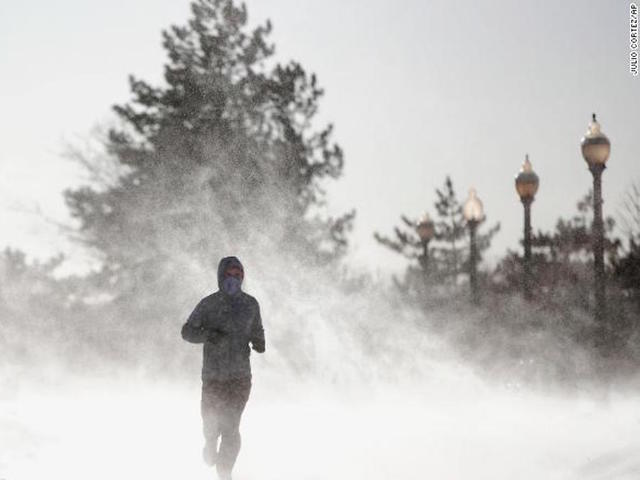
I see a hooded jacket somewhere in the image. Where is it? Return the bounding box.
[181,257,265,381]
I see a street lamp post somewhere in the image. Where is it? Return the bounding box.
[463,189,485,304]
[515,154,540,301]
[581,113,611,324]
[416,213,435,278]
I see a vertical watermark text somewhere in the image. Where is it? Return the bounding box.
[631,3,638,76]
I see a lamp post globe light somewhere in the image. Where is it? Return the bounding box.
[416,213,435,275]
[463,189,485,304]
[515,154,539,301]
[581,113,611,324]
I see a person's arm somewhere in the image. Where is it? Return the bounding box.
[250,300,265,353]
[181,299,209,344]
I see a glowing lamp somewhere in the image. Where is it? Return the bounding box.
[416,213,435,242]
[463,189,485,223]
[581,113,610,167]
[515,154,539,201]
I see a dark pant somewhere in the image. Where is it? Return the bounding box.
[201,376,252,475]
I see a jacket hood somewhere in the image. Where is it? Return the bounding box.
[217,256,244,290]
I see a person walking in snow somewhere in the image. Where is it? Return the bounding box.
[181,256,265,480]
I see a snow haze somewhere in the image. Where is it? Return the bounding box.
[2,368,640,479]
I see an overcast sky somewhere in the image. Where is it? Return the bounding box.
[1,0,638,274]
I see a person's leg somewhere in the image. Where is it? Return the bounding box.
[201,379,224,466]
[216,377,252,478]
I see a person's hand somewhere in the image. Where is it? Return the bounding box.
[206,328,224,343]
[251,341,265,353]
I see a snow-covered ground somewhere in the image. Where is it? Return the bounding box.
[1,369,639,480]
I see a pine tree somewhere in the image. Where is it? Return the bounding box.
[374,175,499,292]
[432,176,466,281]
[65,0,352,293]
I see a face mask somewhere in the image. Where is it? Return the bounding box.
[222,276,242,296]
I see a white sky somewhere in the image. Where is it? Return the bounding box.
[0,0,638,274]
